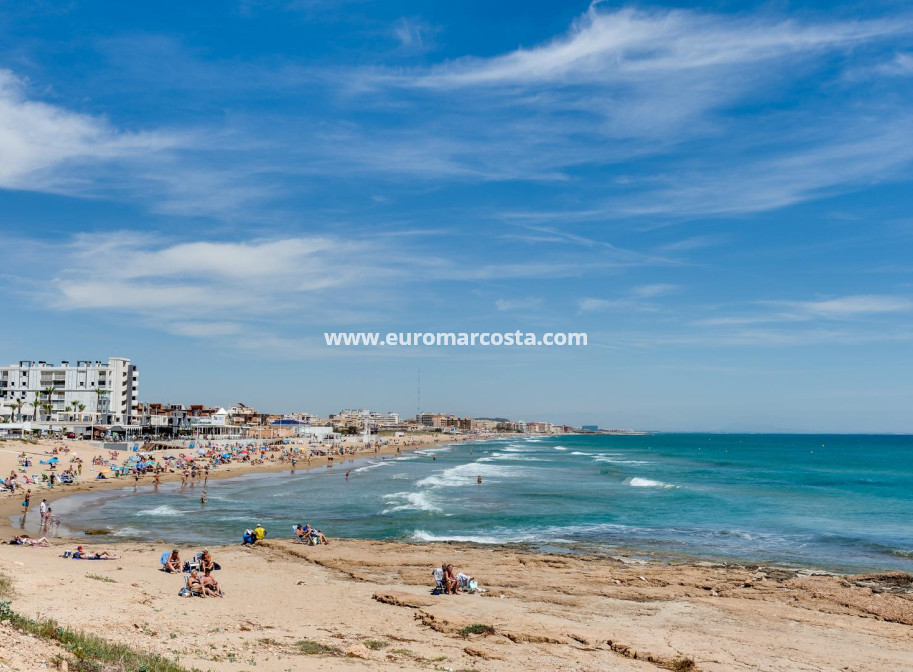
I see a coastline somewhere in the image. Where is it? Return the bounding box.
[0,432,474,539]
[2,435,911,671]
[0,537,910,672]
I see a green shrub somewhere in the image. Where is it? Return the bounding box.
[298,639,341,655]
[457,624,495,637]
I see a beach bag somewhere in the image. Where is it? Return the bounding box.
[178,587,191,597]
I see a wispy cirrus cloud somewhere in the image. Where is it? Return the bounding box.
[694,294,913,327]
[0,68,286,218]
[392,17,438,52]
[399,7,906,90]
[0,68,177,192]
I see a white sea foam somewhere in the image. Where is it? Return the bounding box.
[627,477,676,488]
[553,446,567,451]
[593,456,650,465]
[416,462,535,488]
[111,526,145,537]
[382,491,442,514]
[410,529,538,544]
[570,451,588,456]
[135,504,183,517]
[355,462,389,473]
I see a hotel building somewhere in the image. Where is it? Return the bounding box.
[0,357,139,425]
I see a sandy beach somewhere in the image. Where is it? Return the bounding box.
[0,434,469,538]
[1,436,911,672]
[0,537,911,672]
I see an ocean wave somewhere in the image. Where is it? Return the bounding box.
[135,504,184,517]
[110,526,145,537]
[553,446,567,451]
[593,456,650,465]
[382,491,442,514]
[416,462,536,488]
[570,451,588,456]
[410,529,539,544]
[355,462,390,473]
[890,549,913,558]
[627,477,677,489]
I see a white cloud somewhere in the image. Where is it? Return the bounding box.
[693,294,912,328]
[494,297,541,311]
[631,283,678,298]
[404,7,904,89]
[0,69,176,191]
[777,295,913,318]
[620,119,913,217]
[579,298,614,312]
[392,17,437,51]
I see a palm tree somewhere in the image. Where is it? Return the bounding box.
[32,391,41,422]
[41,403,53,421]
[77,402,86,422]
[94,388,110,423]
[42,387,57,421]
[11,400,23,422]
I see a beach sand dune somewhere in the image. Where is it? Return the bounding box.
[1,539,911,672]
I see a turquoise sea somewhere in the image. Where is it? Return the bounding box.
[37,434,913,573]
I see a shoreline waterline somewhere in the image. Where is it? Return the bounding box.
[18,433,913,575]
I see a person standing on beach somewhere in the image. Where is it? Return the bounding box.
[22,489,31,514]
[39,498,48,526]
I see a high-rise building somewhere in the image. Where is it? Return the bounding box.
[0,357,139,424]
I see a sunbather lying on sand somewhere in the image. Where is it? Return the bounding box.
[73,546,119,560]
[10,535,51,546]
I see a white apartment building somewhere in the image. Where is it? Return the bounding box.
[0,357,139,425]
[330,409,401,429]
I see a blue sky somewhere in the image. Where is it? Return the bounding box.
[1,0,912,431]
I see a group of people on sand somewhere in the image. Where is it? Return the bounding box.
[163,547,224,597]
[433,563,476,595]
[242,524,268,545]
[294,523,329,545]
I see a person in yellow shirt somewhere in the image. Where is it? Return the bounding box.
[253,524,266,542]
